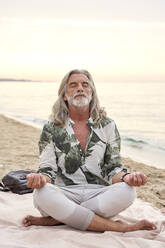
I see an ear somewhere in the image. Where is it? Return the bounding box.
[63,94,67,101]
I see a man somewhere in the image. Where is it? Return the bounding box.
[22,69,156,232]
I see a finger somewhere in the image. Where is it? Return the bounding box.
[152,222,157,230]
[136,172,147,185]
[32,174,43,188]
[141,174,147,185]
[131,173,138,186]
[124,174,134,185]
[26,174,35,188]
[132,173,137,186]
[40,175,47,187]
[128,174,135,185]
[135,173,143,186]
[33,174,46,188]
[31,174,39,188]
[34,175,41,189]
[28,174,40,188]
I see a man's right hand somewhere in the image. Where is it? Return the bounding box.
[26,173,51,189]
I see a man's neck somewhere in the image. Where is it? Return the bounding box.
[68,106,90,122]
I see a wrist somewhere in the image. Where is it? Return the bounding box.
[120,173,130,182]
[43,175,52,183]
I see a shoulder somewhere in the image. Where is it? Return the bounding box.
[41,121,68,141]
[98,116,115,128]
[42,121,62,133]
[97,117,120,139]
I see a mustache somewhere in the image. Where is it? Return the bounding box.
[73,93,87,98]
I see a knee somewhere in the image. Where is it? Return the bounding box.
[33,183,59,206]
[99,183,136,218]
[121,182,136,206]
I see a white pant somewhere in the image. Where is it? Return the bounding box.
[33,182,136,230]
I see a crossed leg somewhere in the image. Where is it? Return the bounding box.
[22,183,157,232]
[22,214,156,232]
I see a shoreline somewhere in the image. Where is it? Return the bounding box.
[0,112,43,130]
[2,112,164,170]
[0,114,165,209]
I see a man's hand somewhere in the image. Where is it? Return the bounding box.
[26,173,50,189]
[123,172,147,187]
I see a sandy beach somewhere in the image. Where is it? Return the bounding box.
[0,114,165,209]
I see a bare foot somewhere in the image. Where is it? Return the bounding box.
[88,214,157,233]
[22,215,63,227]
[125,219,157,232]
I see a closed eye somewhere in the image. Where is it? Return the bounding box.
[82,82,89,87]
[69,82,77,87]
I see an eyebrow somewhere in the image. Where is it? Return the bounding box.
[68,81,89,84]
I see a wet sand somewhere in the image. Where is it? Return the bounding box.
[0,114,165,209]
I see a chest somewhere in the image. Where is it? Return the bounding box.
[73,124,89,152]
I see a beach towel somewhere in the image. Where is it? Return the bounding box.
[0,192,165,248]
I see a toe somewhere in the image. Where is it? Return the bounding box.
[143,220,157,230]
[151,222,157,230]
[22,215,32,226]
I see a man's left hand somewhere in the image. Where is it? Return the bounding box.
[123,172,147,186]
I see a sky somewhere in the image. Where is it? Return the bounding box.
[0,0,165,82]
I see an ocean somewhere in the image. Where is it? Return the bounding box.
[0,81,165,169]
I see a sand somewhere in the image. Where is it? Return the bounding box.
[0,114,165,209]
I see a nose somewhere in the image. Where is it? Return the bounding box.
[77,83,84,92]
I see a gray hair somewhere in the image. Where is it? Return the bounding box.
[49,69,106,126]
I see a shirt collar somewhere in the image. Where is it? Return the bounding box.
[68,118,75,126]
[86,117,94,127]
[68,117,94,127]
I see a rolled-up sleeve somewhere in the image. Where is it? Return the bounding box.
[104,121,127,184]
[37,124,57,183]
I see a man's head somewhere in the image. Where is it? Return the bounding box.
[50,69,106,125]
[64,73,92,109]
[58,69,95,104]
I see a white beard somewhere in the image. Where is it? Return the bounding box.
[65,93,92,108]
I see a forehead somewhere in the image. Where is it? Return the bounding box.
[67,73,90,84]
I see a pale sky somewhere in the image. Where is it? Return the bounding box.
[0,0,165,81]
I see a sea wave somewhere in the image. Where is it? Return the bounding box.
[122,136,165,152]
[19,116,48,126]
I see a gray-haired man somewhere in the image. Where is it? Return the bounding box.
[23,70,156,232]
